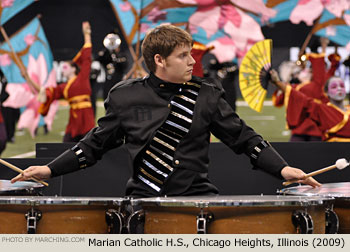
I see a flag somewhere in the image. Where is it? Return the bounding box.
[0,17,58,138]
[109,0,275,62]
[0,0,35,25]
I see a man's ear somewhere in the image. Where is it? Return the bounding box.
[154,54,165,69]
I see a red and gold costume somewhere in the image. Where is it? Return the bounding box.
[191,41,214,77]
[284,85,350,142]
[39,43,95,141]
[273,53,340,139]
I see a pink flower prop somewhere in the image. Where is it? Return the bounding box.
[346,42,350,51]
[188,6,220,38]
[140,23,151,33]
[1,0,14,8]
[219,4,241,28]
[290,0,323,25]
[0,54,12,66]
[343,13,350,26]
[120,1,131,12]
[24,34,36,46]
[325,26,336,36]
[290,0,349,26]
[208,38,236,63]
[3,53,58,138]
[147,7,167,23]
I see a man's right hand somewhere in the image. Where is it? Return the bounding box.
[11,166,51,183]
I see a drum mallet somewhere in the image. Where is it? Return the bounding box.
[283,158,349,186]
[0,158,49,186]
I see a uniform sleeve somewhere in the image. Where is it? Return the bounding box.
[308,53,326,87]
[38,84,66,116]
[326,53,340,81]
[48,90,125,177]
[209,92,287,179]
[272,89,285,107]
[285,85,322,129]
[73,44,92,81]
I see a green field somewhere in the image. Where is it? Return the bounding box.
[1,100,290,158]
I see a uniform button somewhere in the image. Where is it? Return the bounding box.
[168,103,171,108]
[160,84,165,88]
[175,160,180,165]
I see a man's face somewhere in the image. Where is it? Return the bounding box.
[328,78,346,101]
[161,44,196,83]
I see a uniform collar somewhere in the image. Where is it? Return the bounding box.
[148,72,185,100]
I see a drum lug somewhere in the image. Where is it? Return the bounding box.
[25,208,42,234]
[127,209,145,234]
[105,209,124,234]
[196,209,213,234]
[325,208,339,234]
[292,210,313,234]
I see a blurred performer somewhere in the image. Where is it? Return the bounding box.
[208,59,238,111]
[89,60,102,115]
[271,70,350,142]
[0,69,19,144]
[272,37,340,141]
[97,32,127,100]
[39,22,95,142]
[191,41,213,77]
[0,69,8,155]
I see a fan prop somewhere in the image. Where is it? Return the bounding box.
[239,39,272,112]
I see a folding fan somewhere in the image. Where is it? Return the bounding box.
[239,39,272,112]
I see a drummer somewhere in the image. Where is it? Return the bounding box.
[12,24,320,197]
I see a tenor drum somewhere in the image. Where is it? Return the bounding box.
[0,180,43,196]
[0,196,127,234]
[129,195,333,234]
[280,182,350,233]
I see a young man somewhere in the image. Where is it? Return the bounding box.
[12,24,320,197]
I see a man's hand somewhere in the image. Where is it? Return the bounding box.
[281,166,321,188]
[11,166,51,183]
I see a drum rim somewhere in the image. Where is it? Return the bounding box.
[0,196,128,205]
[131,195,333,207]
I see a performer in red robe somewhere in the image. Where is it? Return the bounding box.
[272,48,340,141]
[271,70,350,142]
[191,41,214,77]
[39,22,95,142]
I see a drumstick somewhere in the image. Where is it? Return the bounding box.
[0,159,49,187]
[283,158,349,186]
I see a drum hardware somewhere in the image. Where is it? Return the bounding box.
[279,182,350,234]
[325,208,339,234]
[105,209,123,234]
[196,209,214,234]
[292,210,314,234]
[25,208,42,234]
[127,209,145,234]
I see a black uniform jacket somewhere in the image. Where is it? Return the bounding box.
[48,73,287,196]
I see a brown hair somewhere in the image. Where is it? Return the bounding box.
[141,24,193,73]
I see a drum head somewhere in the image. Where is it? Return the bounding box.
[0,179,43,195]
[279,182,350,199]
